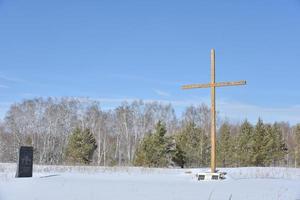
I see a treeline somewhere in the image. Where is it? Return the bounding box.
[217,120,288,167]
[135,119,298,168]
[0,97,299,168]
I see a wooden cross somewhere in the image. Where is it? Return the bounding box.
[181,49,246,173]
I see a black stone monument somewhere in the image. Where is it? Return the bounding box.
[16,146,33,178]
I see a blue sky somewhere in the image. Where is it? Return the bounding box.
[0,0,300,124]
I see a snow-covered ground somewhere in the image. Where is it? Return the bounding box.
[1,163,300,200]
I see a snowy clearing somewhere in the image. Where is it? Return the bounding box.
[1,163,300,200]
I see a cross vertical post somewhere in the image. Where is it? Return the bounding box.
[181,49,246,174]
[210,49,216,173]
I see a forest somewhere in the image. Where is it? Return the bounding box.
[0,97,299,168]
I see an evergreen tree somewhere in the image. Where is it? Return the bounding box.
[237,120,254,166]
[172,143,186,168]
[271,123,287,165]
[174,122,209,167]
[134,133,155,166]
[295,124,300,167]
[252,118,267,166]
[217,122,233,167]
[231,134,240,167]
[65,128,97,164]
[258,123,287,166]
[134,121,172,167]
[263,124,275,166]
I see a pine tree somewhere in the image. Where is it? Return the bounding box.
[65,128,97,164]
[134,121,172,167]
[172,143,186,168]
[134,133,155,166]
[259,123,287,166]
[230,134,240,167]
[252,118,267,166]
[263,124,275,166]
[295,124,300,167]
[174,122,209,167]
[217,122,233,167]
[272,123,287,165]
[237,120,254,166]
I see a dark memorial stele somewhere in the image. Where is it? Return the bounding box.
[16,146,33,178]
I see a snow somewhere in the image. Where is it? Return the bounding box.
[1,163,300,200]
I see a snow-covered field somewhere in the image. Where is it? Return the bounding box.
[1,163,300,200]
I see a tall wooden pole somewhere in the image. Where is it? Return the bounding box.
[210,49,216,173]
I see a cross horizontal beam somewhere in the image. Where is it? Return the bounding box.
[182,80,246,90]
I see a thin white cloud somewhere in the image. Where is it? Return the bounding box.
[0,74,25,83]
[75,96,207,107]
[0,84,9,89]
[21,93,38,98]
[109,73,183,86]
[218,100,300,124]
[1,96,299,124]
[153,89,171,97]
[91,97,300,124]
